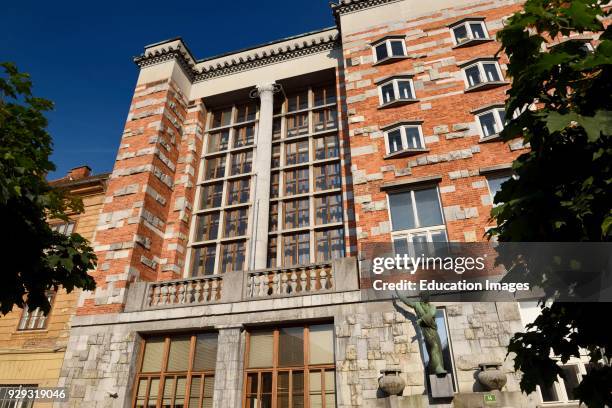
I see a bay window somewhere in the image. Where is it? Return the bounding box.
[382,122,426,155]
[460,59,504,91]
[449,18,489,46]
[377,76,417,107]
[371,36,407,64]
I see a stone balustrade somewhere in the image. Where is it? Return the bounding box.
[146,276,222,308]
[125,257,359,312]
[246,262,333,298]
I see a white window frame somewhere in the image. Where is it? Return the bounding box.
[536,361,587,404]
[475,107,506,140]
[450,20,489,45]
[372,38,407,63]
[387,186,448,255]
[377,78,416,106]
[485,173,511,206]
[462,60,504,89]
[383,124,425,155]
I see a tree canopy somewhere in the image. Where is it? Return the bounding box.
[491,0,611,406]
[0,62,97,315]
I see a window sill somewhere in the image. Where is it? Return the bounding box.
[12,329,49,335]
[373,55,410,66]
[452,38,494,49]
[378,98,420,109]
[384,148,429,159]
[478,134,502,143]
[464,81,509,93]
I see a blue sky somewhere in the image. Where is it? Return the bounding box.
[1,0,333,178]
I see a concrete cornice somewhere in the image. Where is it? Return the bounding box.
[134,39,197,82]
[194,33,338,81]
[331,0,403,15]
[134,31,339,83]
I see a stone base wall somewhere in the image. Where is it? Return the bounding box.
[57,295,534,407]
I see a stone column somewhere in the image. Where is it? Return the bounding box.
[250,83,277,270]
[212,325,244,408]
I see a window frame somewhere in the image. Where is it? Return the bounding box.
[382,123,426,156]
[132,333,218,408]
[17,292,55,331]
[449,19,490,47]
[371,36,408,64]
[243,324,336,408]
[386,186,448,254]
[474,106,506,140]
[377,76,417,107]
[460,59,505,91]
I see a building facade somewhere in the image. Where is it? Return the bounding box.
[53,0,597,407]
[0,166,108,407]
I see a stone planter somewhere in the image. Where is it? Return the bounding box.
[379,368,406,396]
[477,362,507,391]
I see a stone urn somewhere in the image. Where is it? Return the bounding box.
[477,362,507,391]
[379,368,406,396]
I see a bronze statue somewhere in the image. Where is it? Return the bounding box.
[394,290,447,375]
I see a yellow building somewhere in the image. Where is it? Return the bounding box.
[0,166,108,407]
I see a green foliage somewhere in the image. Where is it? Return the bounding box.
[0,62,96,315]
[491,0,611,406]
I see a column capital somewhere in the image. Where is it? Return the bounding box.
[249,82,281,98]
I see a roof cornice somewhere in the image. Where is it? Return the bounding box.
[134,32,339,83]
[134,41,197,82]
[331,0,402,15]
[194,34,338,81]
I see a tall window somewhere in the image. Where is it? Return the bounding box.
[191,101,257,277]
[421,309,457,392]
[244,324,335,408]
[388,186,447,254]
[134,334,218,408]
[18,292,55,331]
[267,85,345,269]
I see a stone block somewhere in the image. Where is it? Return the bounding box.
[429,373,454,398]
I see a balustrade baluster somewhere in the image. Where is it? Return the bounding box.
[203,280,210,302]
[299,269,307,292]
[211,278,219,301]
[320,269,328,290]
[273,272,280,295]
[281,271,289,294]
[309,267,317,291]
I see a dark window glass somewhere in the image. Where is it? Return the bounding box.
[283,233,310,266]
[224,208,248,237]
[315,135,338,160]
[201,183,223,209]
[227,178,250,205]
[234,125,255,147]
[191,245,216,276]
[316,229,344,262]
[220,241,246,273]
[195,212,220,241]
[390,40,405,56]
[235,102,257,123]
[211,108,232,128]
[284,199,309,229]
[207,130,229,153]
[286,113,309,137]
[315,194,342,225]
[453,24,469,43]
[286,140,309,165]
[231,150,253,175]
[204,156,226,179]
[387,129,403,153]
[314,163,341,191]
[313,108,337,132]
[375,43,388,61]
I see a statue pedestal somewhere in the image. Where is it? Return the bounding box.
[453,390,530,407]
[429,373,454,398]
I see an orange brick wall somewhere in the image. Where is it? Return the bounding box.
[339,1,527,248]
